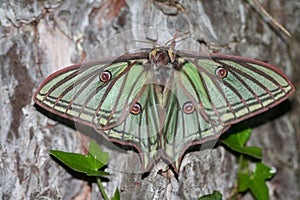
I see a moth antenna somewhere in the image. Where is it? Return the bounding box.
[131,39,159,48]
[164,31,190,48]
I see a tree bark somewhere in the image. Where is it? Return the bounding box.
[0,0,299,199]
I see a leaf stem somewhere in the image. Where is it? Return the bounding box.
[238,154,244,172]
[96,177,109,200]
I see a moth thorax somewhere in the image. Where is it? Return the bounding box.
[149,48,176,66]
[153,65,172,86]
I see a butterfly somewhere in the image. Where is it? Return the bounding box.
[34,42,294,174]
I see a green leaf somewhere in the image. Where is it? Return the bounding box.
[236,162,276,200]
[252,162,276,180]
[237,173,250,192]
[110,188,120,200]
[50,143,110,177]
[198,190,222,200]
[220,128,262,159]
[88,140,109,165]
[221,128,251,146]
[249,179,268,200]
[249,162,276,200]
[236,128,251,146]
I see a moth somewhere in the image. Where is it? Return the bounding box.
[34,41,294,173]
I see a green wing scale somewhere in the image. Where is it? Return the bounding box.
[34,47,294,173]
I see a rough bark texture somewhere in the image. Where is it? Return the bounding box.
[0,0,299,199]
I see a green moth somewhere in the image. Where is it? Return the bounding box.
[34,45,294,173]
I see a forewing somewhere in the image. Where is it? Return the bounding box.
[200,54,295,124]
[35,61,142,127]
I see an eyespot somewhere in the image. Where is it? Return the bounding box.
[183,102,195,114]
[215,67,227,79]
[99,70,112,82]
[130,102,142,115]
